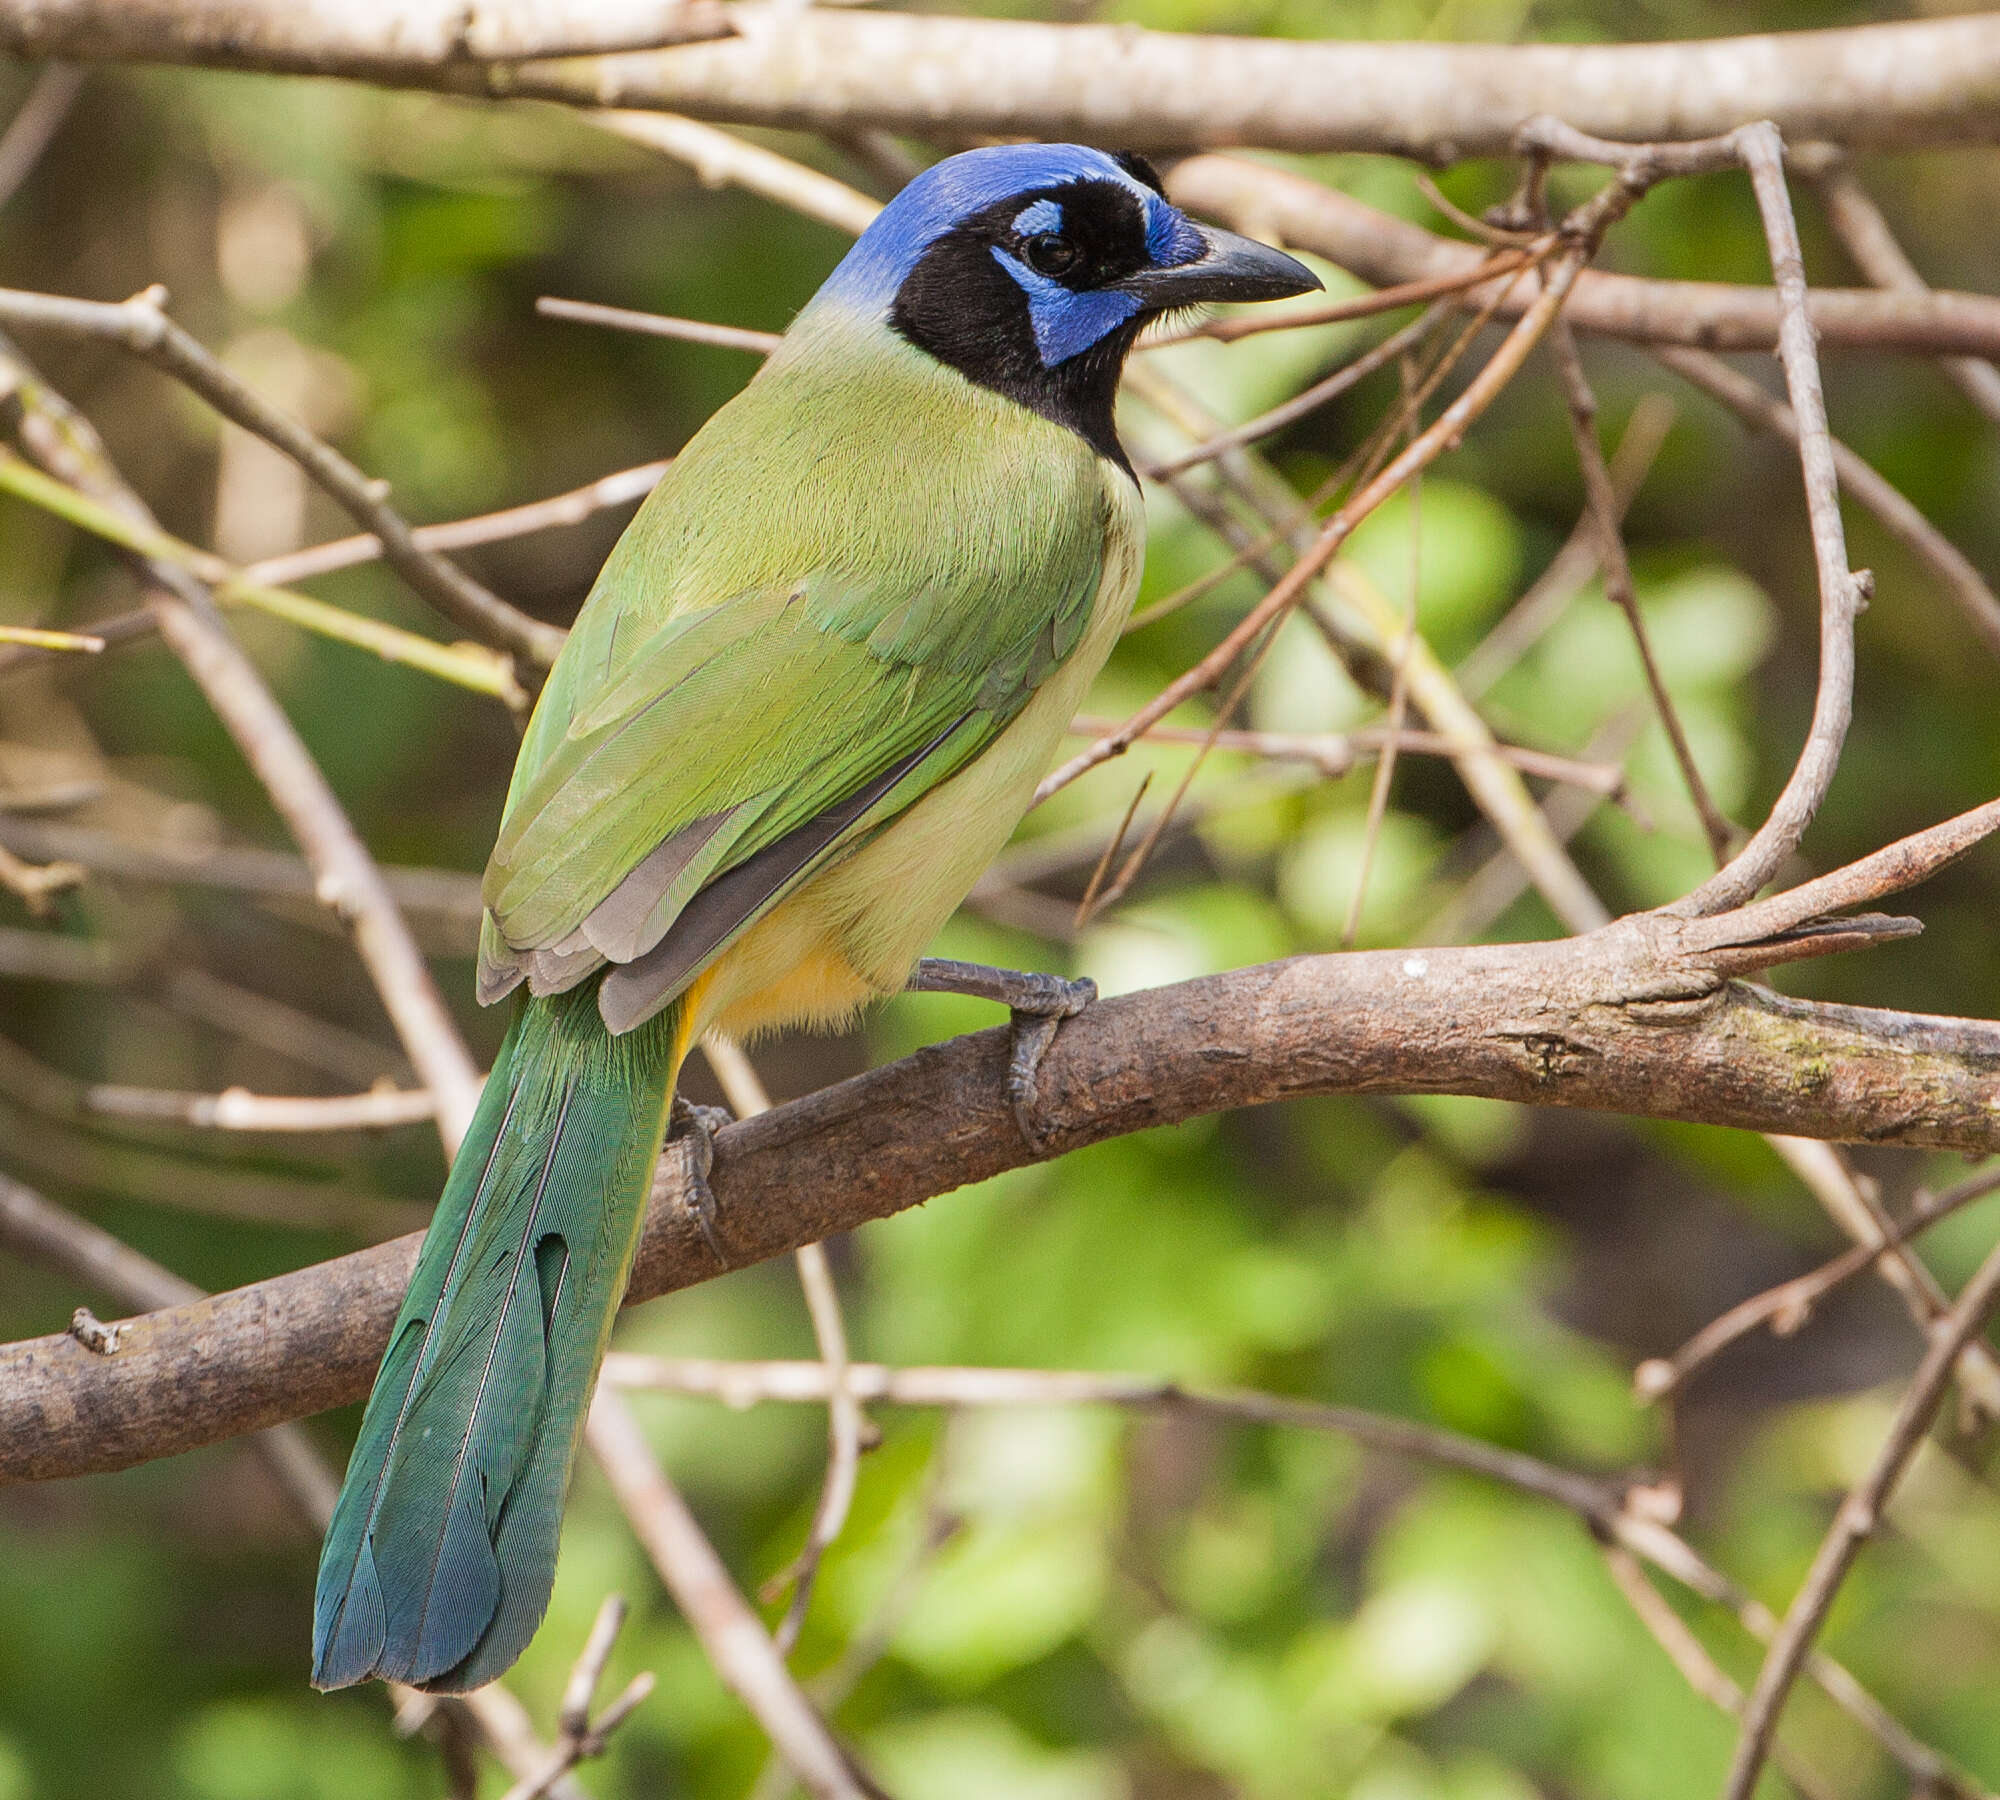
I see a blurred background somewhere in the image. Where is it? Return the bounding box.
[3,0,2000,1794]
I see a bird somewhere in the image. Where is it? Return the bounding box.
[312,141,1317,1694]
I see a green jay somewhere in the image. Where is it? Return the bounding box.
[312,142,1316,1692]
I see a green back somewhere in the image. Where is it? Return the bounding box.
[479,313,1114,1009]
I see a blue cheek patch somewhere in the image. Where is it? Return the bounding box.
[1144,198,1205,268]
[1011,199,1065,237]
[992,245,1143,366]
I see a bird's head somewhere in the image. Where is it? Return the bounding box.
[809,143,1320,464]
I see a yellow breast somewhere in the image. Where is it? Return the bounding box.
[696,459,1146,1045]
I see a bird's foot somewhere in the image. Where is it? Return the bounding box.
[905,957,1096,1151]
[668,1094,735,1266]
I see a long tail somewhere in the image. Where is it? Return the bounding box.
[313,981,686,1693]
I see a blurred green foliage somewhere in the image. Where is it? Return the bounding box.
[4,3,2000,1796]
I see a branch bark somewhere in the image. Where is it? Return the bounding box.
[15,7,2000,156]
[5,801,1998,1484]
[1169,157,2000,360]
[0,0,731,74]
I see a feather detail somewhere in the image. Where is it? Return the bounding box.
[313,984,687,1692]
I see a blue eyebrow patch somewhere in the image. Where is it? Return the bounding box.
[1011,199,1065,237]
[1144,197,1204,268]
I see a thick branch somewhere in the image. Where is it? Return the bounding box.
[0,0,731,73]
[5,828,1998,1483]
[19,7,1997,156]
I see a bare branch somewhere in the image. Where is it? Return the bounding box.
[0,333,484,1149]
[1039,242,1589,803]
[0,285,565,667]
[597,1351,1969,1793]
[1456,395,1675,699]
[1549,319,1734,863]
[0,0,733,75]
[492,1597,654,1800]
[701,1037,867,1658]
[0,1170,340,1530]
[0,62,82,212]
[591,111,882,237]
[1636,1154,2000,1407]
[250,457,669,583]
[1772,1136,2000,1419]
[0,815,484,939]
[1669,125,1867,916]
[81,1081,436,1132]
[1805,149,2000,426]
[7,796,2000,1482]
[1063,716,1630,798]
[505,15,2000,157]
[1651,342,2000,663]
[585,1390,876,1800]
[1170,156,2000,360]
[1720,1226,2000,1800]
[536,298,780,355]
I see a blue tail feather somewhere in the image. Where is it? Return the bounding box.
[313,984,683,1692]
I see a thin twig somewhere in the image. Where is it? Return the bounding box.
[1167,247,1542,345]
[0,285,565,666]
[1455,393,1677,699]
[0,814,484,939]
[493,1596,654,1800]
[1341,354,1424,945]
[0,63,82,212]
[81,1081,436,1132]
[1037,244,1591,806]
[591,111,883,237]
[1772,1136,2000,1420]
[0,332,483,1151]
[0,447,525,703]
[1063,716,1629,796]
[1720,1227,2000,1800]
[1652,341,2000,663]
[584,1389,877,1800]
[1804,148,2000,426]
[599,1350,1972,1790]
[0,622,100,651]
[1597,1548,1837,1800]
[702,1036,868,1658]
[1142,304,1447,479]
[252,457,670,583]
[1549,319,1735,863]
[536,297,781,356]
[1119,278,1618,935]
[1635,1158,2000,1405]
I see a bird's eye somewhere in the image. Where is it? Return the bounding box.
[1021,232,1079,277]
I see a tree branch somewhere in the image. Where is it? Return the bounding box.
[17,7,1997,155]
[1169,156,2000,360]
[4,799,1997,1484]
[0,0,733,75]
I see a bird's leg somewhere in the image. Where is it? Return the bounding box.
[667,1093,735,1266]
[905,957,1096,1151]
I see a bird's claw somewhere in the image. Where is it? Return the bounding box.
[1005,974,1094,1152]
[905,959,1095,1151]
[668,1095,735,1266]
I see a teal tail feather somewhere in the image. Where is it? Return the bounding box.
[313,982,684,1692]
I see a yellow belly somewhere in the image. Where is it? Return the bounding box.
[694,464,1143,1045]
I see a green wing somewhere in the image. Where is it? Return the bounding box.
[478,355,1112,1031]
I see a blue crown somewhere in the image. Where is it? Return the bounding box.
[813,143,1199,316]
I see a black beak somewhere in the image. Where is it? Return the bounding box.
[1118,224,1320,309]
